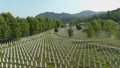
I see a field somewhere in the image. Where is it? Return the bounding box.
[0,28,120,68]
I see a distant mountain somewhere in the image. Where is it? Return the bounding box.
[73,10,105,17]
[36,10,105,23]
[36,12,73,20]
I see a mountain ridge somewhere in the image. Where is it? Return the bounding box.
[36,10,106,23]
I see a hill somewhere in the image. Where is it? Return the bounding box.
[73,10,105,17]
[36,10,105,23]
[100,8,120,23]
[36,12,73,20]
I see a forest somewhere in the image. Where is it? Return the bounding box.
[0,12,62,42]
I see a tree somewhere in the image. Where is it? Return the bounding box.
[76,24,82,30]
[16,17,29,37]
[86,24,95,38]
[0,12,62,42]
[27,17,39,35]
[14,24,22,39]
[116,26,120,40]
[2,12,22,40]
[0,15,11,42]
[54,27,58,32]
[56,20,62,28]
[91,19,101,37]
[102,20,117,37]
[68,27,74,38]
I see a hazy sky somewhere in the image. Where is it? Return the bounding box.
[0,0,120,17]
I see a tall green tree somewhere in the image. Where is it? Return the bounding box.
[56,20,62,28]
[27,17,39,35]
[0,15,11,42]
[86,24,95,38]
[68,27,74,38]
[16,17,29,37]
[102,20,117,37]
[91,19,101,37]
[2,12,22,39]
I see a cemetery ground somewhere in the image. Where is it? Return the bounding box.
[0,28,120,68]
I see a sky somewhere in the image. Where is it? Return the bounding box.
[0,0,120,17]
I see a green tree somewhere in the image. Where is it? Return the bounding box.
[68,27,74,38]
[27,17,39,35]
[2,12,22,39]
[86,24,95,38]
[91,19,101,37]
[0,15,11,42]
[0,12,62,42]
[76,24,82,30]
[54,27,58,32]
[116,26,120,40]
[16,17,29,37]
[56,20,62,28]
[102,20,117,37]
[14,24,22,39]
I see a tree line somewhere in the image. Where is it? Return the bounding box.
[86,18,120,39]
[0,12,62,43]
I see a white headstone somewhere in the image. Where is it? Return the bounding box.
[14,59,16,63]
[18,60,20,64]
[1,63,3,67]
[0,58,1,62]
[29,57,31,60]
[6,58,8,63]
[19,65,21,68]
[10,59,12,63]
[6,63,8,68]
[71,66,73,68]
[31,61,33,66]
[45,62,47,68]
[68,60,70,65]
[24,65,26,68]
[58,59,60,63]
[3,58,5,62]
[14,64,16,68]
[65,65,67,68]
[10,64,12,68]
[36,61,37,67]
[22,60,24,64]
[60,64,62,68]
[27,61,29,65]
[40,62,42,67]
[55,63,57,68]
[99,63,102,68]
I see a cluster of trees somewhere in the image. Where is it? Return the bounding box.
[0,12,62,42]
[86,18,118,39]
[72,8,120,40]
[100,8,120,24]
[76,24,82,30]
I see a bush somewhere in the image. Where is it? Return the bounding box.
[54,27,58,32]
[68,27,74,37]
